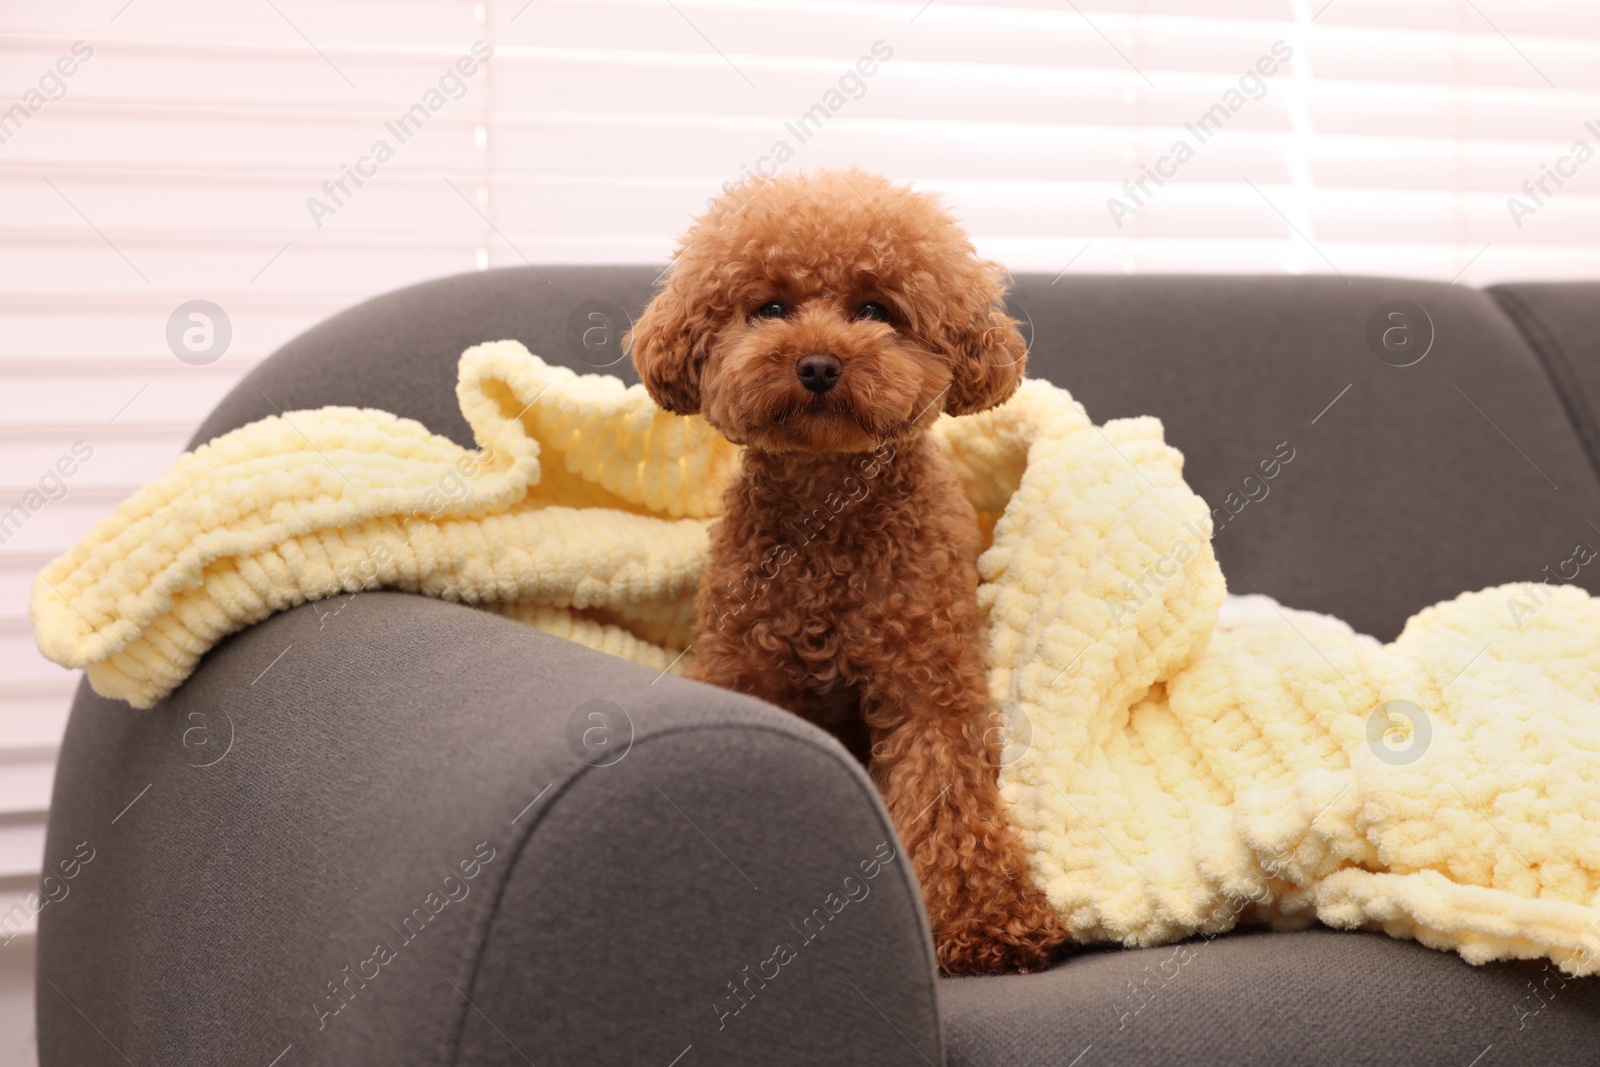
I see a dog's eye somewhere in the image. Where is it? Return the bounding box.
[754,301,788,320]
[855,302,890,323]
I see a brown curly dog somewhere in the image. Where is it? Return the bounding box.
[628,169,1068,975]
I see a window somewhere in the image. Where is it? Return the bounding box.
[3,0,1596,922]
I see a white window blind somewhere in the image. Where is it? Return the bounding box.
[3,0,1600,931]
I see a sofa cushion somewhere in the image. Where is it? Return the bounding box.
[941,928,1600,1067]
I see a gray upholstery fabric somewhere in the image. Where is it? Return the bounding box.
[1489,282,1600,479]
[41,265,1600,1065]
[39,594,940,1066]
[188,265,651,453]
[942,928,1600,1067]
[1009,274,1600,640]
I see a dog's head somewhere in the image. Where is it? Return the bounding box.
[628,169,1026,453]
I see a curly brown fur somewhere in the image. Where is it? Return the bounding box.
[630,169,1068,975]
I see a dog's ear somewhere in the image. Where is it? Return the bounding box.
[628,285,704,415]
[940,266,1027,416]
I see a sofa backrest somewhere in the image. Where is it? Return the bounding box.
[194,266,1600,640]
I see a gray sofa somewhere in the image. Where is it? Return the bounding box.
[37,267,1600,1065]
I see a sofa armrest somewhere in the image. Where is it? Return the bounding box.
[36,592,943,1066]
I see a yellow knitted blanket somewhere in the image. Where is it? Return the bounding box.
[32,340,1600,974]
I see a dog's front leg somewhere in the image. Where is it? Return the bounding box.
[859,614,1069,975]
[686,591,791,707]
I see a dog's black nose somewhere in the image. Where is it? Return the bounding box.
[796,353,842,394]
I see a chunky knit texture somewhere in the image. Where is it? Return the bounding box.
[32,340,1600,974]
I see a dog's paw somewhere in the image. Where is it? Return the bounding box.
[933,896,1071,976]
